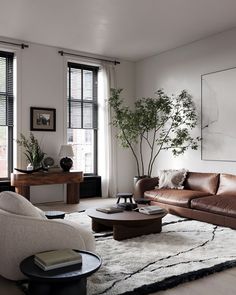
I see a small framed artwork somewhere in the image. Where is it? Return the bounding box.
[30,107,56,131]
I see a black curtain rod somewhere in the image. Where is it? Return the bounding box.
[58,50,120,65]
[0,40,29,49]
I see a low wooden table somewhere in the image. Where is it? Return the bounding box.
[86,208,167,241]
[20,250,101,295]
[11,171,83,204]
[116,192,133,203]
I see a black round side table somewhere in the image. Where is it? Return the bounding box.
[20,250,101,295]
[45,211,65,219]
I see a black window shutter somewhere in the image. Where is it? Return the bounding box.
[0,51,14,127]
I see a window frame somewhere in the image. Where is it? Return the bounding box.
[67,62,99,175]
[0,51,14,181]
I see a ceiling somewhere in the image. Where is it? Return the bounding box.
[1,0,236,61]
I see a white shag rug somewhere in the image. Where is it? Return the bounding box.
[66,212,236,295]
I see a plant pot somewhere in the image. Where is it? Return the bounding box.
[133,175,149,187]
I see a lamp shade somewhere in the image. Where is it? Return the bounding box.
[59,145,74,158]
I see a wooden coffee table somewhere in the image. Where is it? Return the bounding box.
[86,208,167,241]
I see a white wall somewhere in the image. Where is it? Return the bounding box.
[13,41,135,203]
[12,27,236,202]
[115,61,136,192]
[135,28,236,175]
[19,44,65,203]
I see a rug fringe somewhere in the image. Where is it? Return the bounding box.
[121,260,236,295]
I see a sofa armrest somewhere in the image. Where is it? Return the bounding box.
[134,177,159,199]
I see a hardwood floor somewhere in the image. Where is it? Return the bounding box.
[1,197,236,295]
[36,197,115,212]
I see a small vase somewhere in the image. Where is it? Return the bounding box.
[27,164,33,171]
[32,162,42,170]
[60,157,73,172]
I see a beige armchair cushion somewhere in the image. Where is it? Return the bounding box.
[0,191,45,219]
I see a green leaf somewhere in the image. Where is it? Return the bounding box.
[16,132,46,169]
[109,88,200,177]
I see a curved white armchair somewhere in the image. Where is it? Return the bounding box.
[0,191,95,280]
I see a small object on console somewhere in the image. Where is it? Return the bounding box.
[14,167,44,174]
[135,198,151,205]
[117,202,137,211]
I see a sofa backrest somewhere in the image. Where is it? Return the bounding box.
[184,172,219,195]
[216,173,236,196]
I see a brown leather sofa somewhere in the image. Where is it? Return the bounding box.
[134,172,236,229]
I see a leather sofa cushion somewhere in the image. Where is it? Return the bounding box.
[184,172,219,195]
[191,195,236,218]
[217,173,236,196]
[144,189,210,208]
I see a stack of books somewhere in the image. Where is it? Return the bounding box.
[139,205,165,215]
[96,207,123,214]
[34,249,82,271]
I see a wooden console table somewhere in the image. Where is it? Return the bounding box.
[11,171,83,204]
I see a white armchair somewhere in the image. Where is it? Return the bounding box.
[0,191,95,280]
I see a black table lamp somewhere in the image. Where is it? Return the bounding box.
[59,145,74,172]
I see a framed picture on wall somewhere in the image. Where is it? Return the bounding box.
[30,107,56,131]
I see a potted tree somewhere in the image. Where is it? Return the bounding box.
[109,88,200,179]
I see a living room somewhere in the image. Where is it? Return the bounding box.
[1,0,236,294]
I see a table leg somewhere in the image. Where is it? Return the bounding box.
[28,278,87,295]
[53,277,87,295]
[113,220,162,240]
[28,281,51,295]
[67,183,79,204]
[15,186,30,200]
[92,219,112,232]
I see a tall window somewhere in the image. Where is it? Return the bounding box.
[67,63,98,174]
[0,51,14,180]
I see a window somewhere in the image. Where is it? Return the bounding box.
[0,51,14,180]
[67,63,98,174]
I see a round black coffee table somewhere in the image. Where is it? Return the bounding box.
[20,250,101,295]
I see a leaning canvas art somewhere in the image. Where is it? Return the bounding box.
[201,66,236,161]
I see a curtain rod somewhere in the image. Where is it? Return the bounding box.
[58,50,120,65]
[0,40,29,49]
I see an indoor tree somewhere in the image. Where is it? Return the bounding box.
[109,88,200,177]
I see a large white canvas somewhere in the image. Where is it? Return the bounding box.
[202,67,236,161]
